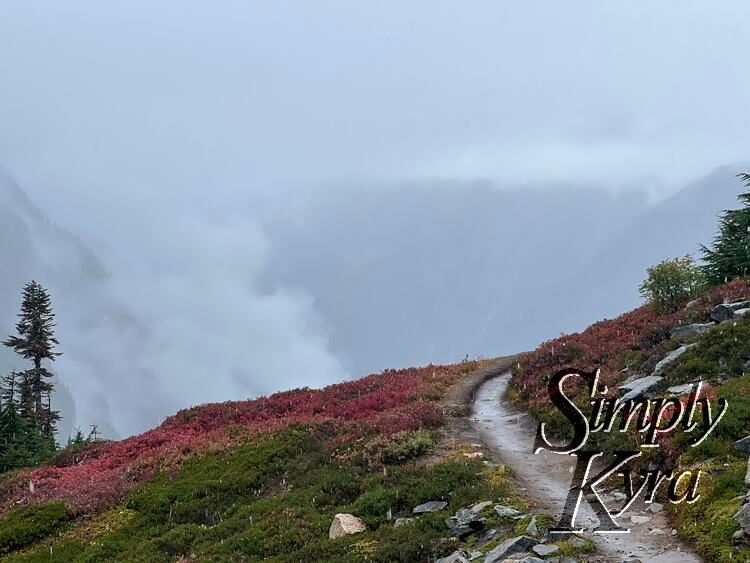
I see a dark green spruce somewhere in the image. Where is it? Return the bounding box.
[701,172,750,284]
[0,281,62,470]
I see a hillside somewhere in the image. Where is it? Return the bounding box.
[0,359,599,562]
[510,277,750,562]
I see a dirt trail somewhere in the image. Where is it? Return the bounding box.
[471,372,702,563]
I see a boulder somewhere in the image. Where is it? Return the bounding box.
[475,527,499,547]
[652,344,697,375]
[524,515,538,536]
[532,543,560,556]
[735,503,750,533]
[734,436,750,454]
[568,536,588,549]
[328,513,367,539]
[667,383,695,396]
[745,457,750,487]
[436,550,471,563]
[445,508,485,538]
[647,502,664,514]
[517,557,545,563]
[736,308,750,318]
[711,301,750,322]
[470,500,493,514]
[413,500,448,514]
[671,323,714,339]
[494,504,524,519]
[484,536,538,563]
[630,514,651,524]
[620,375,664,401]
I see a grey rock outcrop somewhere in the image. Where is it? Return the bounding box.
[670,323,713,339]
[413,500,448,513]
[532,543,560,556]
[620,375,664,401]
[652,344,697,375]
[436,550,471,563]
[711,301,750,322]
[494,504,524,519]
[484,536,538,563]
[445,508,485,538]
[735,436,750,454]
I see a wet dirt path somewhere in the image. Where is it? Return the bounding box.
[471,372,702,563]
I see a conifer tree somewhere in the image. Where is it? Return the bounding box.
[2,281,62,462]
[701,173,750,284]
[0,372,32,472]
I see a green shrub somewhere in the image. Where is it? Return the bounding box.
[639,255,706,312]
[0,501,68,553]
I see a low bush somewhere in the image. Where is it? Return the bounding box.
[0,501,68,553]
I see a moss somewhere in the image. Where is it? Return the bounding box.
[0,501,68,554]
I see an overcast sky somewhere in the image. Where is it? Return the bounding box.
[0,2,748,434]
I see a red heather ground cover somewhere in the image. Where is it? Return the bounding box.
[512,278,750,411]
[0,363,473,518]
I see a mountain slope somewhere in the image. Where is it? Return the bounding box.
[0,359,598,562]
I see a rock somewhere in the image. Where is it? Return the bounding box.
[745,457,750,487]
[517,557,545,563]
[494,504,524,519]
[470,500,493,514]
[671,323,714,339]
[436,550,471,563]
[567,536,587,548]
[734,436,750,454]
[463,452,484,459]
[612,491,626,502]
[711,301,750,322]
[648,528,665,535]
[734,503,750,532]
[468,552,484,561]
[630,515,651,524]
[647,502,664,514]
[394,517,415,528]
[733,529,747,544]
[736,308,750,318]
[666,383,695,396]
[672,529,678,536]
[484,536,538,563]
[652,344,697,375]
[413,500,448,514]
[475,527,499,547]
[620,375,664,401]
[532,543,560,556]
[328,513,367,539]
[445,508,485,538]
[524,515,538,536]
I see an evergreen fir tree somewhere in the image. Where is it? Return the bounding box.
[2,281,62,464]
[701,173,750,284]
[0,372,33,472]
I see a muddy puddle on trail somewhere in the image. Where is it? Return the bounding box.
[471,372,702,563]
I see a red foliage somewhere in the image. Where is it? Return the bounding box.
[512,279,750,410]
[0,363,470,518]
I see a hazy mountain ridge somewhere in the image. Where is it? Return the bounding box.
[260,168,748,376]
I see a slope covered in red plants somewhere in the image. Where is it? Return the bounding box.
[511,277,749,413]
[0,362,475,518]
